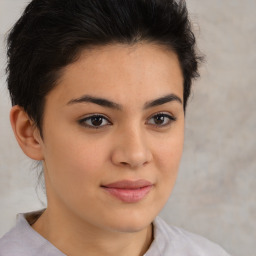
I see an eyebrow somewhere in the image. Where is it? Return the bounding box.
[67,95,122,110]
[67,93,182,110]
[144,94,182,109]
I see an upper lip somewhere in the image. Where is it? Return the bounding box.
[101,179,153,189]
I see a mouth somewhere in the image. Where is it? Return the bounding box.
[101,179,153,203]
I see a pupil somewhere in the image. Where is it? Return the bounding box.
[154,115,164,124]
[91,117,103,126]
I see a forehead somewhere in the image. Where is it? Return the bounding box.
[47,43,184,107]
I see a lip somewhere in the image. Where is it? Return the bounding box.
[101,179,153,203]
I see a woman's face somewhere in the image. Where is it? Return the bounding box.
[40,43,184,232]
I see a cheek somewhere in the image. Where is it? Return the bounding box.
[42,131,109,192]
[42,133,111,216]
[157,127,184,167]
[154,127,184,188]
[145,128,184,217]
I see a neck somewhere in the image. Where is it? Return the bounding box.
[32,207,153,256]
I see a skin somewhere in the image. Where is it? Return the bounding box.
[10,43,184,256]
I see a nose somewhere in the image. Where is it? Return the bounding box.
[111,127,152,169]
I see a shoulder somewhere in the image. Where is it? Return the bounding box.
[0,219,29,256]
[0,212,64,256]
[146,216,231,256]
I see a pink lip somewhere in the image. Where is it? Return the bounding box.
[101,179,153,203]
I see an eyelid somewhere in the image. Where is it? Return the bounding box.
[78,114,112,129]
[146,112,176,127]
[78,113,111,120]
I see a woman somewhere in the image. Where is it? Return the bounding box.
[0,0,230,255]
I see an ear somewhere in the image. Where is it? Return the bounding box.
[10,105,44,160]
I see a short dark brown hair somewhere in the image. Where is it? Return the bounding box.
[6,0,202,134]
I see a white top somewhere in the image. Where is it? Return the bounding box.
[0,212,231,256]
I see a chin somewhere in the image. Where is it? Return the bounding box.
[102,210,155,233]
[109,221,151,233]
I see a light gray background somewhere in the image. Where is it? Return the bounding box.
[0,1,255,256]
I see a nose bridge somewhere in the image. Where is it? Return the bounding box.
[111,123,152,168]
[125,125,146,154]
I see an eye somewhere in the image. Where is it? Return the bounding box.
[147,112,176,127]
[79,114,111,129]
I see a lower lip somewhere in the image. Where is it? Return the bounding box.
[102,186,153,203]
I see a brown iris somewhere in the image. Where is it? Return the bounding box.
[153,115,165,125]
[91,116,103,126]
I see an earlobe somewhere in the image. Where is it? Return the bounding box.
[10,105,44,161]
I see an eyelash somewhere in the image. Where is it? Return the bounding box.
[146,112,177,128]
[78,112,176,129]
[78,114,112,129]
